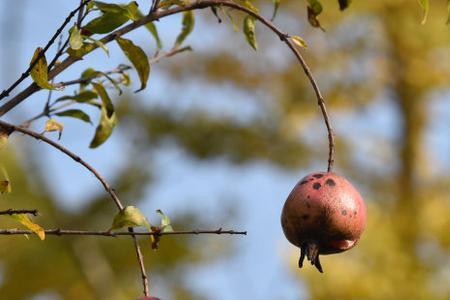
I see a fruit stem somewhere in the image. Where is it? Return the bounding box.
[299,241,324,273]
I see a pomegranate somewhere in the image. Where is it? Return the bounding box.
[281,172,366,272]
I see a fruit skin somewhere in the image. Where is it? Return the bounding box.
[281,172,366,272]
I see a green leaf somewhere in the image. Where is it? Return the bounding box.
[308,0,323,15]
[158,0,185,9]
[307,1,325,31]
[84,36,109,56]
[77,68,122,94]
[110,206,151,230]
[94,1,138,18]
[147,22,162,49]
[78,68,101,91]
[87,1,95,11]
[291,35,308,48]
[55,109,92,124]
[418,0,429,24]
[89,107,117,148]
[225,9,239,32]
[29,48,59,90]
[67,42,96,58]
[337,0,351,10]
[175,11,195,48]
[55,90,98,103]
[94,1,127,14]
[240,0,259,13]
[156,209,174,232]
[116,37,150,92]
[83,11,129,34]
[243,16,257,50]
[44,118,64,140]
[123,1,140,20]
[136,10,162,49]
[11,214,45,240]
[92,82,114,118]
[69,25,84,50]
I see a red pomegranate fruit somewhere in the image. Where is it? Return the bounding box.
[281,172,366,273]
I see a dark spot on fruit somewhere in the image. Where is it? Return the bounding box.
[341,210,347,216]
[306,202,311,208]
[313,174,324,179]
[325,179,336,186]
[308,178,314,181]
[354,211,357,216]
[313,183,321,190]
[300,180,308,185]
[302,214,310,220]
[307,195,310,199]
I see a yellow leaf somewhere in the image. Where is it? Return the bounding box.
[69,25,83,50]
[174,11,195,48]
[30,47,59,90]
[11,214,45,240]
[243,16,257,50]
[89,108,117,148]
[44,118,64,140]
[291,35,308,48]
[110,206,151,230]
[116,37,150,92]
[156,209,174,232]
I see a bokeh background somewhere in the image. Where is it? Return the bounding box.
[0,0,449,299]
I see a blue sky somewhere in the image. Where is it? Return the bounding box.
[1,1,449,300]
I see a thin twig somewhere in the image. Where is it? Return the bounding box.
[0,0,93,101]
[131,228,150,296]
[0,120,123,210]
[77,0,86,26]
[0,0,334,171]
[21,101,73,127]
[0,228,247,236]
[44,35,65,115]
[0,209,38,216]
[150,0,161,14]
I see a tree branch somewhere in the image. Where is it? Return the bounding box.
[0,0,93,101]
[0,209,38,216]
[0,119,123,210]
[0,0,334,171]
[0,228,247,236]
